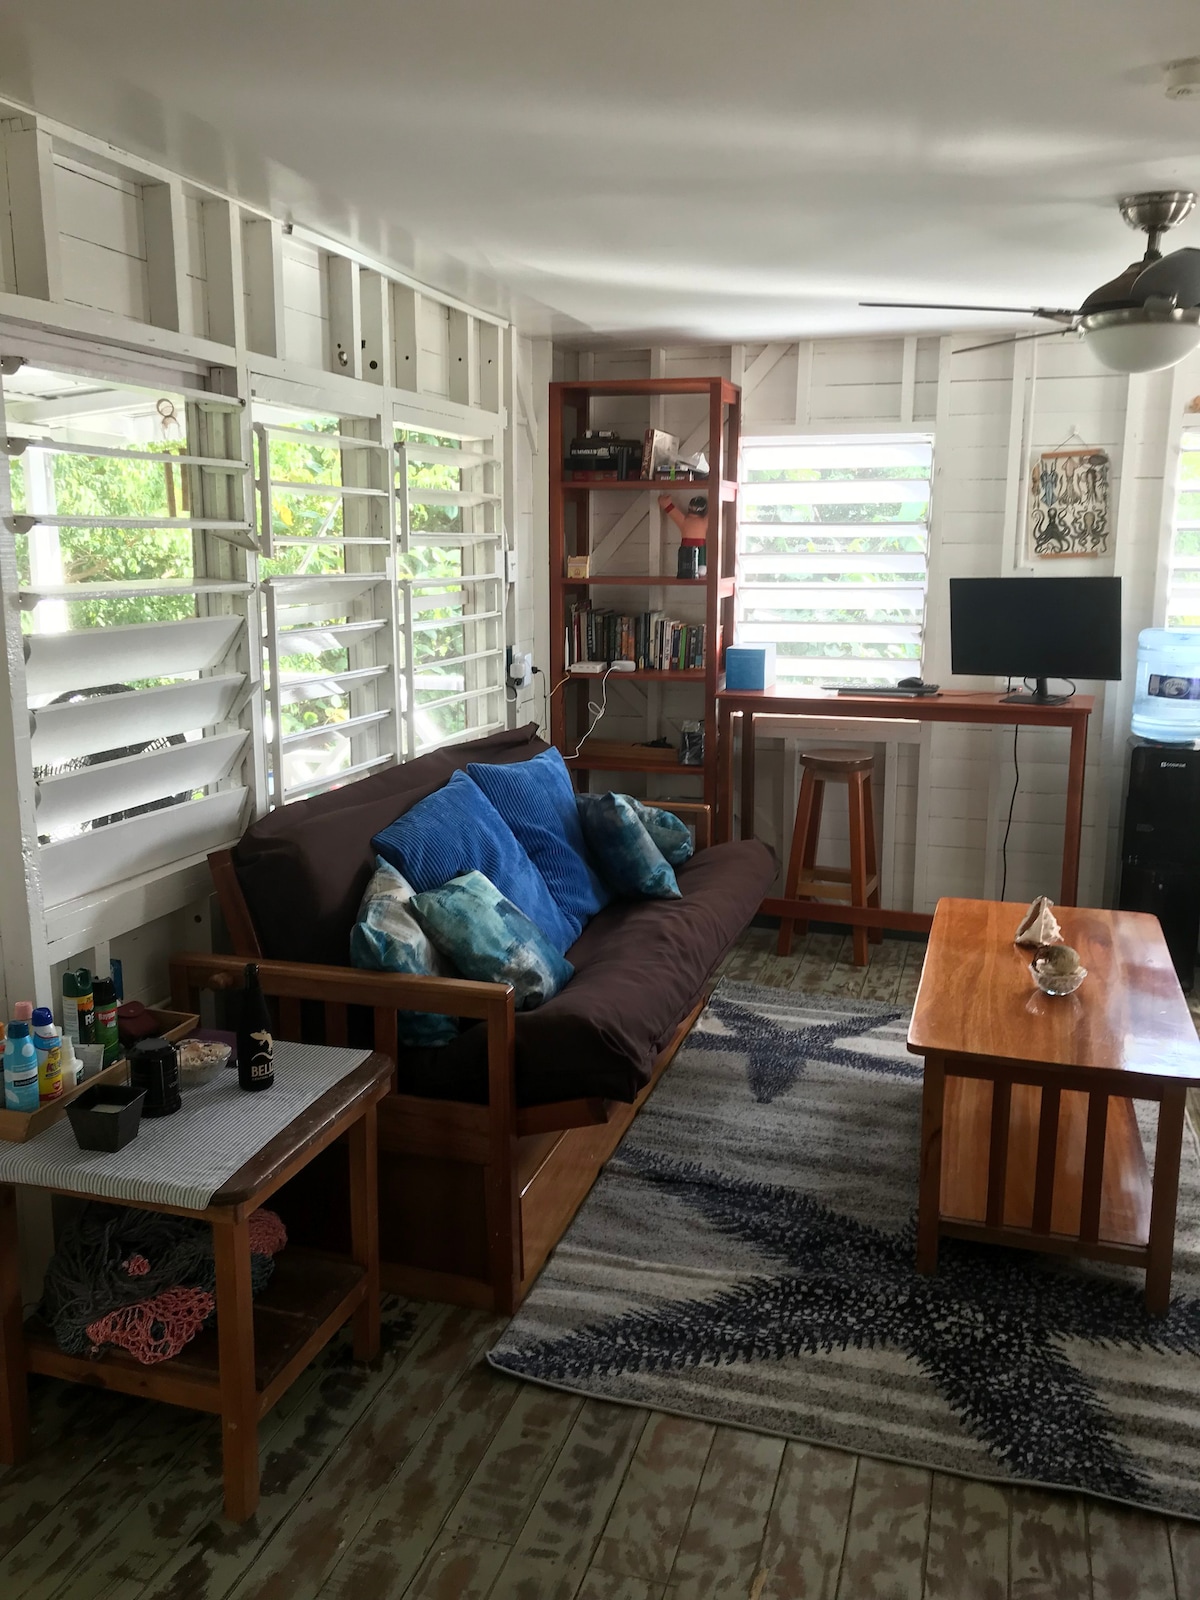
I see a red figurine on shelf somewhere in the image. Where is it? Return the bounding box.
[659,493,709,579]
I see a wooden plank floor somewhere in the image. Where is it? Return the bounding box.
[4,927,1200,1600]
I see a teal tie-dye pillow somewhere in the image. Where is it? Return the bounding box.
[625,797,694,867]
[350,857,460,1047]
[576,793,683,900]
[411,871,575,1010]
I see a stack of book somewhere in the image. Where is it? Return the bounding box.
[567,601,707,671]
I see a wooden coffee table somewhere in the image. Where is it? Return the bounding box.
[908,899,1200,1315]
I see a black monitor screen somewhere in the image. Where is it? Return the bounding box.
[949,577,1122,682]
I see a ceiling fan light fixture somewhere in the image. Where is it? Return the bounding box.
[1080,306,1200,373]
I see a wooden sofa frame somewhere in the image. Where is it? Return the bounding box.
[174,800,713,1316]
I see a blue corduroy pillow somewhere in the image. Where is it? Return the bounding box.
[349,857,459,1047]
[467,748,610,942]
[372,769,575,954]
[411,872,574,1010]
[576,792,682,900]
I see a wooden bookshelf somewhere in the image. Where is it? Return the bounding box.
[549,376,740,807]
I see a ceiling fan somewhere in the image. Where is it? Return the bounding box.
[861,191,1200,373]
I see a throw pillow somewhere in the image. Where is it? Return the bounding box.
[625,797,695,867]
[467,747,610,941]
[372,769,576,954]
[349,858,460,1048]
[576,792,682,900]
[411,871,574,1010]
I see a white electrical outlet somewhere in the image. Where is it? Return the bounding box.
[508,651,533,687]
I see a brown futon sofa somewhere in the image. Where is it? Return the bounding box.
[170,724,774,1312]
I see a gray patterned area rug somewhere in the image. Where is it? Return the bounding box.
[489,980,1200,1519]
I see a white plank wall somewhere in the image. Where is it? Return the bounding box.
[556,337,1200,912]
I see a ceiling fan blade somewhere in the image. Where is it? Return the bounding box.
[859,300,1078,322]
[954,328,1076,355]
[1132,247,1200,308]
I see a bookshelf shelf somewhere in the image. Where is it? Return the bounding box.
[549,375,741,812]
[561,478,739,501]
[564,575,735,597]
[566,742,699,775]
[568,668,706,682]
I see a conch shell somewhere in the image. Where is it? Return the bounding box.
[1014,895,1062,948]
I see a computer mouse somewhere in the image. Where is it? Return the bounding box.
[897,676,925,689]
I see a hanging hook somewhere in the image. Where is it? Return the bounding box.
[1051,423,1087,452]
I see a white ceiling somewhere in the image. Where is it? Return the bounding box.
[3,1,1200,344]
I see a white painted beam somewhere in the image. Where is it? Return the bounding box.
[1,119,61,301]
[142,179,190,335]
[447,308,478,407]
[242,215,285,358]
[391,285,423,392]
[201,197,245,349]
[359,268,392,386]
[327,254,362,379]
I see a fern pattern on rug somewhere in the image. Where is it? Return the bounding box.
[489,980,1200,1518]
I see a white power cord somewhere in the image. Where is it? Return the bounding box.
[564,665,616,759]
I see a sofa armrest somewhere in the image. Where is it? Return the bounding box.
[640,800,712,851]
[170,951,511,1021]
[169,950,516,1122]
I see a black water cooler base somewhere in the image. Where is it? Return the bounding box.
[1117,742,1200,992]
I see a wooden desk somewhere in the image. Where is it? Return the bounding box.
[907,900,1200,1314]
[0,1051,393,1522]
[716,686,1094,933]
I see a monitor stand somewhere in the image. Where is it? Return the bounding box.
[1001,677,1071,706]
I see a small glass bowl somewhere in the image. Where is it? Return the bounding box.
[177,1039,233,1087]
[1031,960,1087,997]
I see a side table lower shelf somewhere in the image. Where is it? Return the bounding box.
[24,1248,366,1419]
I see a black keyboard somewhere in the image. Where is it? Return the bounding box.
[833,685,941,698]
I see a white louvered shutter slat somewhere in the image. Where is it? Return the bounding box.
[737,436,933,688]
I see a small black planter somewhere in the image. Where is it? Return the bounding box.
[66,1085,146,1152]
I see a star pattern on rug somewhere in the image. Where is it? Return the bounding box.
[495,1147,1200,1498]
[687,988,915,1102]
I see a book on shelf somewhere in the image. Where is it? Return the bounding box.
[641,428,679,479]
[566,600,706,672]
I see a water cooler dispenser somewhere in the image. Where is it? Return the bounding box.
[1120,631,1200,989]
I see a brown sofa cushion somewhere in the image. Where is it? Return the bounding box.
[397,837,777,1106]
[232,724,548,966]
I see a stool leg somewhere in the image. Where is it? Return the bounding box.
[779,771,819,956]
[848,771,870,967]
[795,782,825,942]
[863,771,882,945]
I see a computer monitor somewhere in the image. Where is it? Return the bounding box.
[949,576,1122,705]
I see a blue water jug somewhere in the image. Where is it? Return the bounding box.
[1131,628,1200,743]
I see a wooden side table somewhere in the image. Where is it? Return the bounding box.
[0,1050,393,1521]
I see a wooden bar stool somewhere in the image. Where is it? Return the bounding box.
[777,746,881,967]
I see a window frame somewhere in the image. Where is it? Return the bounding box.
[1164,427,1200,628]
[736,432,933,688]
